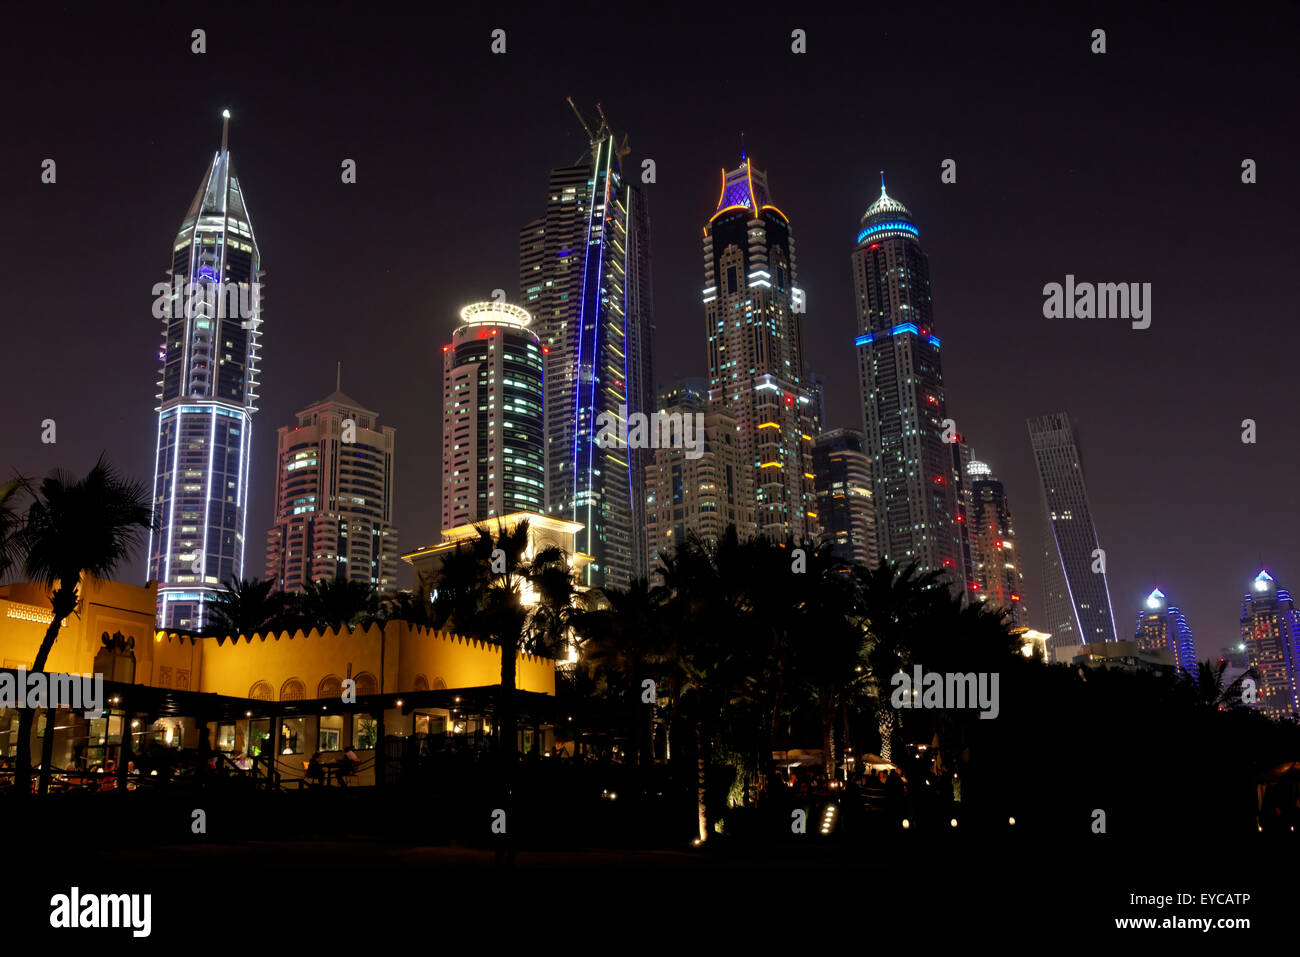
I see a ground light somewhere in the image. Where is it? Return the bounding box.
[901,819,910,830]
[1009,816,1016,826]
[820,804,838,835]
[950,818,958,828]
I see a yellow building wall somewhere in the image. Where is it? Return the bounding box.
[396,623,555,695]
[0,580,556,701]
[0,578,167,679]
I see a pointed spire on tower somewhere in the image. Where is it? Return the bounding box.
[880,169,886,194]
[336,361,342,393]
[740,131,746,161]
[221,109,231,152]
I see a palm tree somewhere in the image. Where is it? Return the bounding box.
[0,478,23,580]
[206,577,287,640]
[381,574,434,628]
[429,519,541,764]
[854,560,948,762]
[1179,659,1255,712]
[292,578,380,631]
[575,578,667,771]
[13,457,151,797]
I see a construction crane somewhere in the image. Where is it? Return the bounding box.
[567,96,631,162]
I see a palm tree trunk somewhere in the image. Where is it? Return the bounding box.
[878,708,895,763]
[18,593,71,799]
[499,635,517,762]
[695,720,708,844]
[822,701,836,783]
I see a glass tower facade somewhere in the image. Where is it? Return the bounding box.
[965,458,1028,627]
[520,107,654,589]
[148,115,262,632]
[441,301,546,529]
[1240,570,1300,720]
[1027,412,1118,654]
[704,158,817,541]
[853,183,963,586]
[1135,588,1197,674]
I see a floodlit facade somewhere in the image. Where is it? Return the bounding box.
[148,112,263,632]
[965,458,1028,627]
[644,382,753,582]
[704,157,817,541]
[0,578,555,780]
[441,301,545,529]
[853,182,964,587]
[520,102,654,589]
[1134,588,1197,675]
[1239,570,1300,720]
[812,428,876,568]
[1027,412,1117,654]
[265,388,398,594]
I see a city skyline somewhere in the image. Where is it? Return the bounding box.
[3,6,1298,650]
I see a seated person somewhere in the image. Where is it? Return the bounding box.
[305,751,325,785]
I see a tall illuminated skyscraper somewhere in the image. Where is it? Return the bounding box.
[441,301,545,529]
[703,156,817,541]
[644,381,752,583]
[148,111,262,631]
[1240,570,1300,720]
[965,457,1027,627]
[853,179,963,585]
[1028,412,1118,653]
[1135,588,1197,675]
[812,429,875,568]
[265,386,398,594]
[520,100,654,589]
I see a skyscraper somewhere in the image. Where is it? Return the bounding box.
[1028,412,1118,653]
[440,301,545,529]
[853,180,963,586]
[965,457,1028,627]
[703,157,817,541]
[520,100,654,589]
[1134,588,1197,675]
[1239,570,1300,720]
[265,386,398,594]
[812,429,876,568]
[644,381,752,583]
[148,112,262,631]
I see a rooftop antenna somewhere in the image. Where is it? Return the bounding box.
[336,361,342,393]
[880,169,886,195]
[740,131,746,161]
[221,109,231,151]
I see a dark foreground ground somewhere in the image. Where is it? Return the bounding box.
[8,782,1291,944]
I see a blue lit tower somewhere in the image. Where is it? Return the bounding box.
[520,100,654,589]
[703,156,817,541]
[148,111,263,632]
[853,177,964,585]
[1135,588,1198,674]
[1240,570,1300,720]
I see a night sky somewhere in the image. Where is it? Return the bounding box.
[3,3,1297,655]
